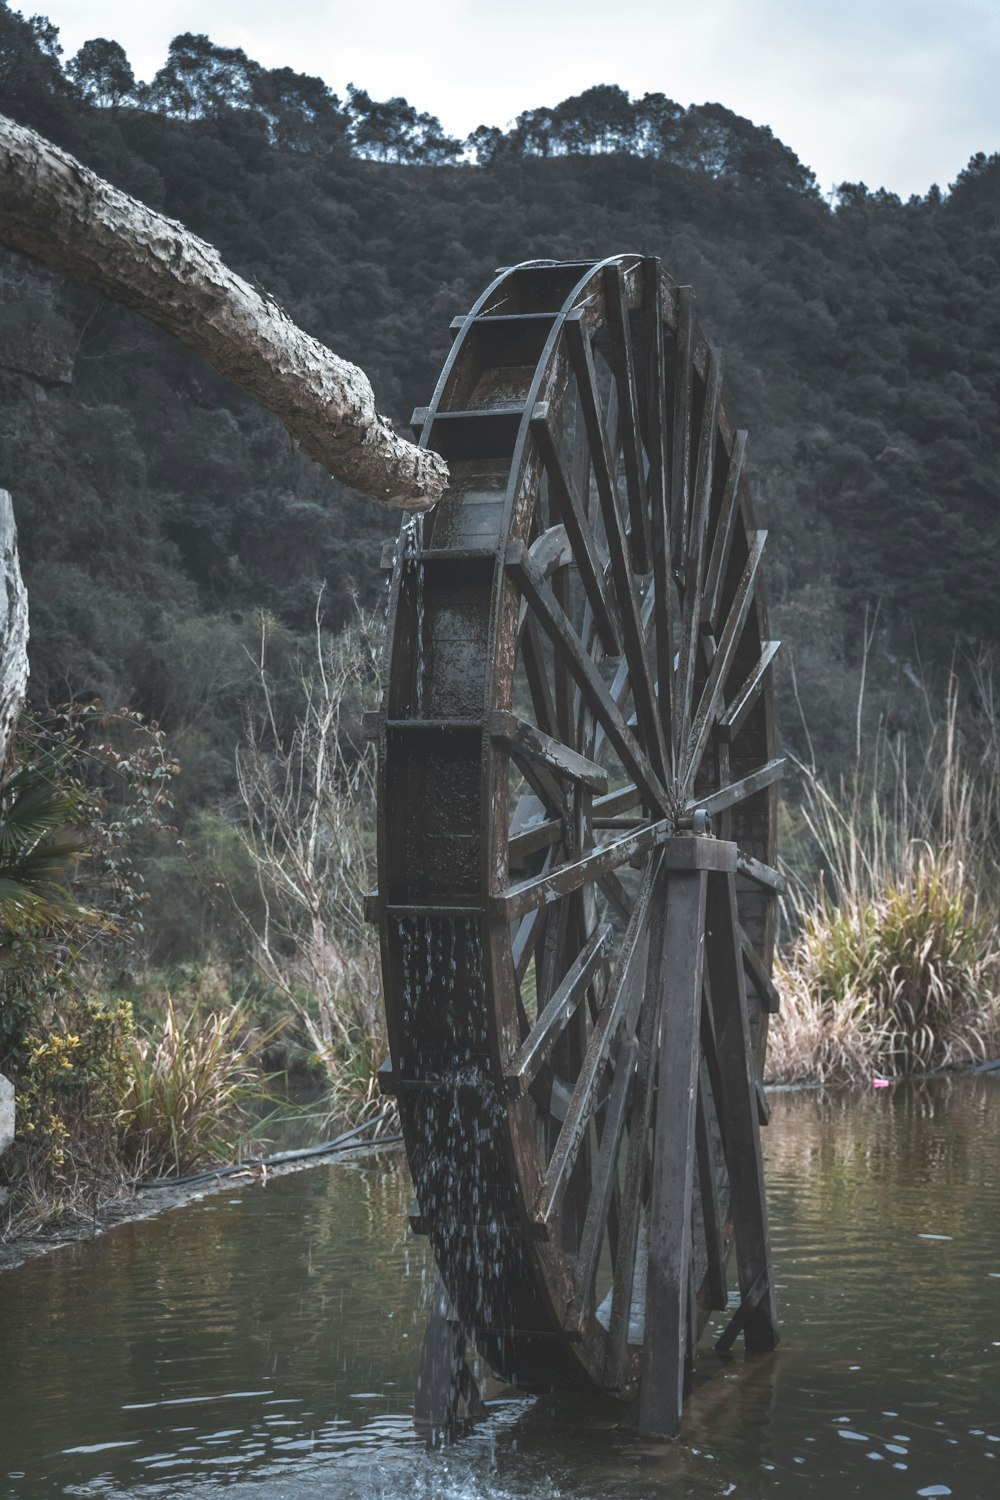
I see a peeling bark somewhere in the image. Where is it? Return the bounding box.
[0,114,448,511]
[0,490,28,769]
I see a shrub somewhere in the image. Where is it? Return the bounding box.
[117,997,268,1177]
[770,670,1000,1082]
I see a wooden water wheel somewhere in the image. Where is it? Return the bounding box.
[369,255,782,1438]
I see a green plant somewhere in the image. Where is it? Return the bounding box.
[771,671,1000,1082]
[5,996,137,1217]
[117,997,269,1177]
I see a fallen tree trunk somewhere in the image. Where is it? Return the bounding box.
[0,490,28,769]
[0,114,448,512]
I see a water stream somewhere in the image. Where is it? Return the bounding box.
[1,1076,998,1498]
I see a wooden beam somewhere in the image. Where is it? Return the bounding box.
[704,868,779,1353]
[638,861,708,1438]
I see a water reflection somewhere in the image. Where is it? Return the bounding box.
[0,1078,998,1497]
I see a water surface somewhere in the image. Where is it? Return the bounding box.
[1,1076,998,1498]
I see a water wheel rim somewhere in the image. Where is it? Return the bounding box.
[374,255,779,1396]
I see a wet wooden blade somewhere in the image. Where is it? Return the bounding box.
[490,711,609,793]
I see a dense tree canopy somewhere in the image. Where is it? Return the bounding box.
[0,0,997,895]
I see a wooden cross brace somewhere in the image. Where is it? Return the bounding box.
[637,838,779,1440]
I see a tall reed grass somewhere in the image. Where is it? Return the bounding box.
[118,998,270,1178]
[769,668,1000,1084]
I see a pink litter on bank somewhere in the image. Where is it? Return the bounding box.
[872,1077,890,1088]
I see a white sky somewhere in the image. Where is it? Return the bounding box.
[28,0,1000,198]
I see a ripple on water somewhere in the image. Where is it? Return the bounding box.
[0,1077,999,1498]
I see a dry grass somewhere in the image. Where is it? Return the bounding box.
[768,667,1000,1084]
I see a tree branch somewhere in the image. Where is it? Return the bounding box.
[0,114,448,511]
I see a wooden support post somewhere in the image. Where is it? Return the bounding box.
[705,867,779,1353]
[638,852,708,1438]
[414,1273,486,1446]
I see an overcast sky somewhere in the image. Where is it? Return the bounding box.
[30,0,1000,198]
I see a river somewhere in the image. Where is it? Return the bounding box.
[1,1076,998,1498]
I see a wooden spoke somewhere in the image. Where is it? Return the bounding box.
[507,540,668,811]
[575,1034,638,1313]
[690,757,785,820]
[701,429,747,636]
[521,611,560,740]
[674,345,723,753]
[532,413,619,654]
[506,922,613,1094]
[642,259,676,775]
[669,286,695,568]
[683,529,768,790]
[565,315,670,786]
[719,640,781,742]
[496,818,667,923]
[534,859,657,1229]
[604,264,651,571]
[490,711,609,793]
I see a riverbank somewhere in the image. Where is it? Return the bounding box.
[0,1121,403,1275]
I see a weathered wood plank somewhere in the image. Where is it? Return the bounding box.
[740,927,781,1015]
[735,848,785,894]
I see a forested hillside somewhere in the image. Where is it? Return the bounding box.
[1,3,999,956]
